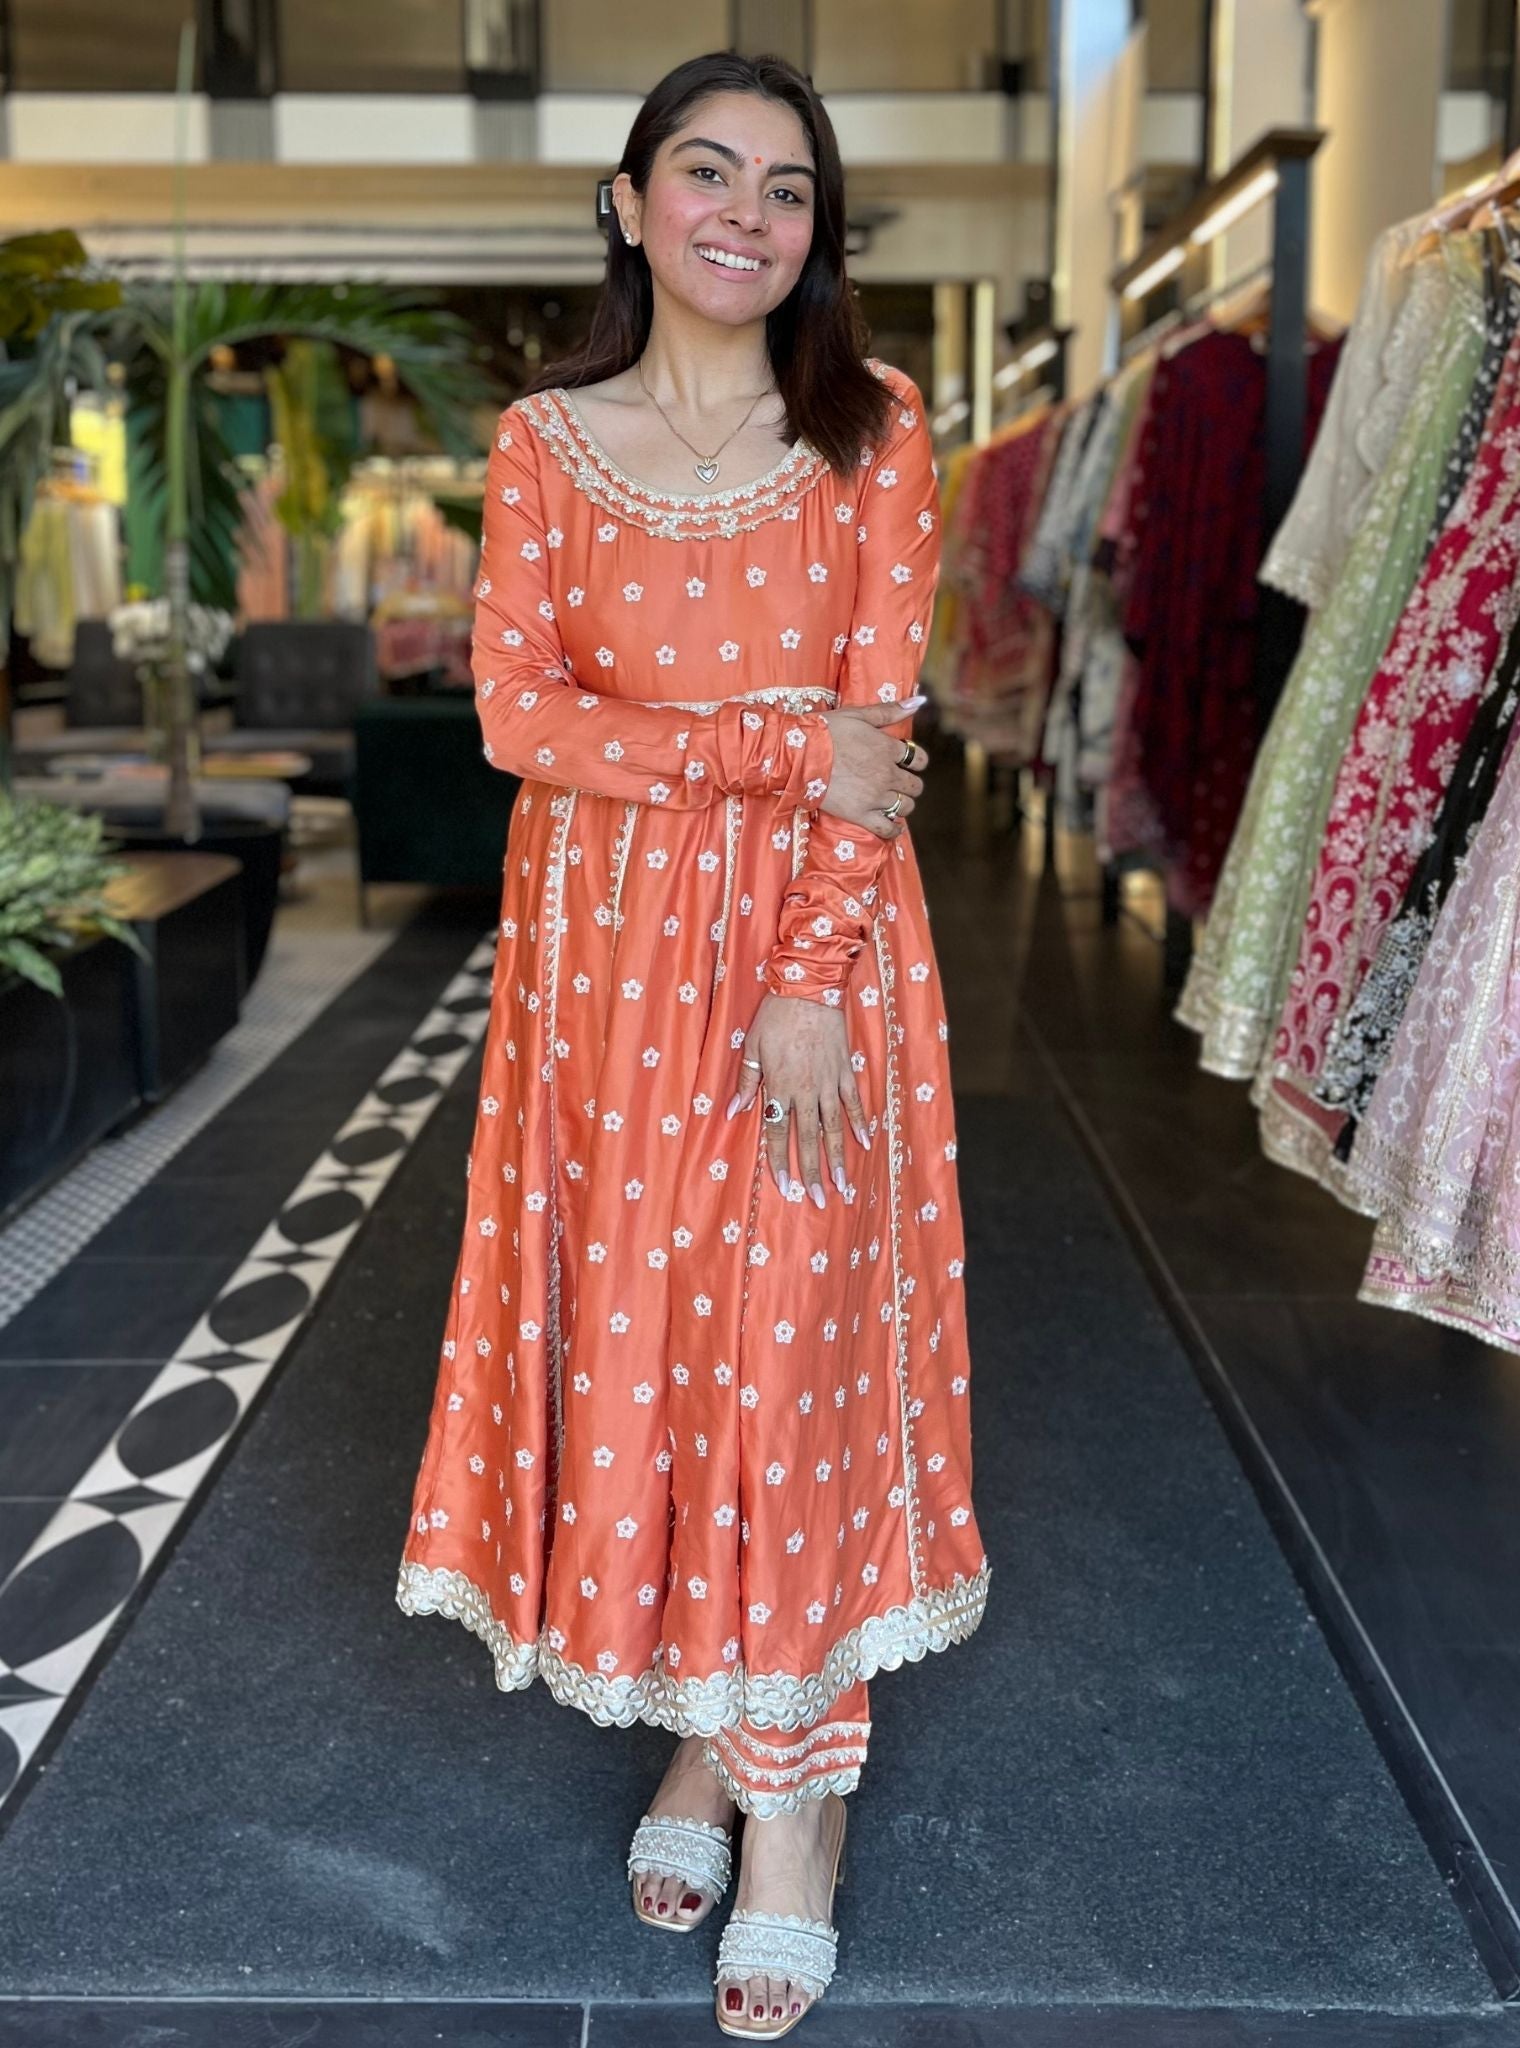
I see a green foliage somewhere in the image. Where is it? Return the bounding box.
[120,342,246,610]
[0,231,120,342]
[0,794,146,997]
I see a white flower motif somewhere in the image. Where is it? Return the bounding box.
[561,1501,577,1524]
[765,1462,787,1485]
[573,1372,592,1394]
[747,1601,772,1624]
[862,1562,880,1585]
[890,562,913,583]
[595,647,615,667]
[834,501,855,523]
[621,978,644,999]
[713,1502,737,1526]
[786,1529,806,1553]
[808,562,828,582]
[853,624,876,647]
[568,585,585,606]
[709,1160,729,1181]
[638,1583,658,1605]
[643,1046,661,1067]
[773,1319,795,1343]
[779,627,802,649]
[686,577,705,597]
[580,1575,599,1598]
[479,1216,499,1238]
[597,522,617,541]
[655,644,676,665]
[660,1114,682,1135]
[519,1319,541,1340]
[815,1459,832,1481]
[609,1310,631,1334]
[587,1241,609,1262]
[678,980,700,1004]
[593,1445,615,1467]
[428,1506,449,1528]
[693,1292,713,1317]
[515,1448,535,1468]
[806,1600,827,1624]
[686,1573,710,1599]
[520,539,541,561]
[615,1516,639,1539]
[602,1109,624,1131]
[876,466,898,488]
[798,1389,813,1413]
[625,1177,644,1199]
[632,1381,655,1404]
[718,640,740,662]
[648,782,671,803]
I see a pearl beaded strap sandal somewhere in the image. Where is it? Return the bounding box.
[626,1812,734,1931]
[713,1799,848,2040]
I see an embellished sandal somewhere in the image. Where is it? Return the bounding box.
[713,1798,848,2040]
[627,1812,734,1932]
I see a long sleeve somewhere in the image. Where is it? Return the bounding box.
[473,404,836,809]
[761,366,941,1006]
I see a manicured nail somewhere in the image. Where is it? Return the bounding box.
[903,692,926,709]
[791,2001,802,2014]
[833,1163,847,1193]
[642,1893,652,1908]
[725,1093,740,1119]
[657,1900,668,1914]
[681,1892,702,1911]
[778,1169,791,1196]
[726,1989,743,2012]
[772,2006,783,2018]
[810,1180,826,1209]
[753,2004,764,2018]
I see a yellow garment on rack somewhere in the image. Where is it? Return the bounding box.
[15,496,76,668]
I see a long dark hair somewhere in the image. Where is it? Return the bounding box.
[525,51,892,477]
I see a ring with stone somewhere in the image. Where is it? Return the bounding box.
[741,1056,763,1071]
[762,1096,787,1125]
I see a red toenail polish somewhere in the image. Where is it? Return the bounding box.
[726,1990,743,2011]
[772,2005,783,2018]
[682,1892,702,1910]
[791,2002,801,2014]
[753,2003,764,2016]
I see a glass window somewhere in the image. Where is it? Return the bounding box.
[278,0,466,93]
[12,0,191,90]
[541,0,726,93]
[811,0,1000,91]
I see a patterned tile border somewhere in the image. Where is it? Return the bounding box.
[0,926,399,1329]
[0,933,497,1814]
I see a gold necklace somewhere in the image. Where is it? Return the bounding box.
[635,359,778,484]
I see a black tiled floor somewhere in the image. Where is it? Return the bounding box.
[1014,828,1520,1986]
[0,2006,583,2047]
[0,1365,160,1496]
[0,1503,66,1586]
[0,1258,242,1363]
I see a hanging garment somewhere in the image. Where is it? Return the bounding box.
[1347,736,1520,1354]
[1174,237,1486,1079]
[1258,218,1422,611]
[1117,326,1339,917]
[395,364,990,1800]
[1318,614,1520,1140]
[1260,315,1520,1195]
[941,408,1062,760]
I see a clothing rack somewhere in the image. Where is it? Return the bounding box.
[1102,128,1326,985]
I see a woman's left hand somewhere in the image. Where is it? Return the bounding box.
[725,992,872,1206]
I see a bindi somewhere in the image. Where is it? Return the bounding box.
[754,155,763,164]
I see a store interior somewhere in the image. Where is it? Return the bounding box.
[3,2,1520,2042]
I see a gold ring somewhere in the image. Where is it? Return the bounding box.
[884,794,903,819]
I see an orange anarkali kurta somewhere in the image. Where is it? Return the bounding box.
[395,358,991,1794]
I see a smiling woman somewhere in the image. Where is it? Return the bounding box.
[392,49,989,2045]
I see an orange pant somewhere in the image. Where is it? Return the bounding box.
[700,1680,871,1817]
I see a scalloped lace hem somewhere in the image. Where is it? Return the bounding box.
[395,1555,991,1736]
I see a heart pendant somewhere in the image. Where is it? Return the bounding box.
[694,459,720,484]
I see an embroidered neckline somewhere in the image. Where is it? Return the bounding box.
[552,385,812,504]
[519,388,831,541]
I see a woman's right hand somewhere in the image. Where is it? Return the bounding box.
[816,693,929,839]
